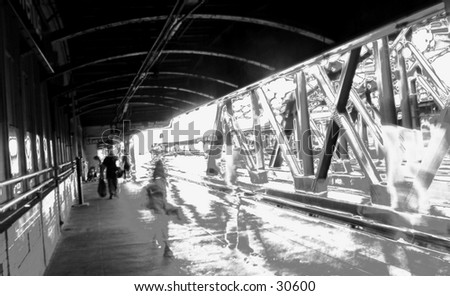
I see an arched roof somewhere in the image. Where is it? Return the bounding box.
[46,0,442,126]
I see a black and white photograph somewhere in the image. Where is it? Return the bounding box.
[1,0,450,294]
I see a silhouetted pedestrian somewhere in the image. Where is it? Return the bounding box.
[144,159,181,257]
[101,148,120,199]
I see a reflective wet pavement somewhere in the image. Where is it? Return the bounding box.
[44,162,450,275]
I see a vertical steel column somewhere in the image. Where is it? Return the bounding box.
[0,3,8,183]
[224,100,234,158]
[295,72,314,176]
[206,102,224,176]
[67,112,73,162]
[373,37,398,125]
[75,156,86,206]
[372,38,400,205]
[123,120,131,155]
[409,78,420,130]
[71,96,79,157]
[50,98,62,226]
[251,90,266,170]
[71,96,86,206]
[398,53,413,129]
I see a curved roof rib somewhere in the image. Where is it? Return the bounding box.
[53,72,237,99]
[78,95,196,110]
[51,50,275,79]
[49,14,334,44]
[78,102,182,117]
[73,85,215,103]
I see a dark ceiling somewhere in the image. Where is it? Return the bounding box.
[46,0,442,126]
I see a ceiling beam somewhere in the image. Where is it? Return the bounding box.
[68,85,214,103]
[52,71,238,99]
[48,14,334,44]
[50,50,275,79]
[78,102,181,116]
[77,95,196,110]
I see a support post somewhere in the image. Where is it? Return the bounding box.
[374,37,398,125]
[295,71,314,176]
[71,96,79,158]
[71,97,88,207]
[409,78,420,130]
[398,52,413,129]
[372,37,401,205]
[74,156,87,207]
[50,98,63,226]
[206,103,224,176]
[250,90,266,170]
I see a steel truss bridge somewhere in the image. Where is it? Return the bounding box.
[137,6,450,252]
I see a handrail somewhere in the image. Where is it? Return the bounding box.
[58,167,75,180]
[0,178,54,213]
[58,160,75,169]
[0,160,76,188]
[0,167,54,187]
[0,159,77,215]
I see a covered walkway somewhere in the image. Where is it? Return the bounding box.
[44,157,450,276]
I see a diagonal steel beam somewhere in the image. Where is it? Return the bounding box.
[312,47,379,192]
[314,65,384,149]
[255,87,303,177]
[406,41,450,109]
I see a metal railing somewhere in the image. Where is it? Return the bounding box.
[0,179,54,214]
[0,160,77,214]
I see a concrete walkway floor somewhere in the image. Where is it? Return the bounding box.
[44,176,450,276]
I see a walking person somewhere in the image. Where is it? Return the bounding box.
[93,155,102,180]
[122,154,131,180]
[101,148,120,199]
[144,159,181,257]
